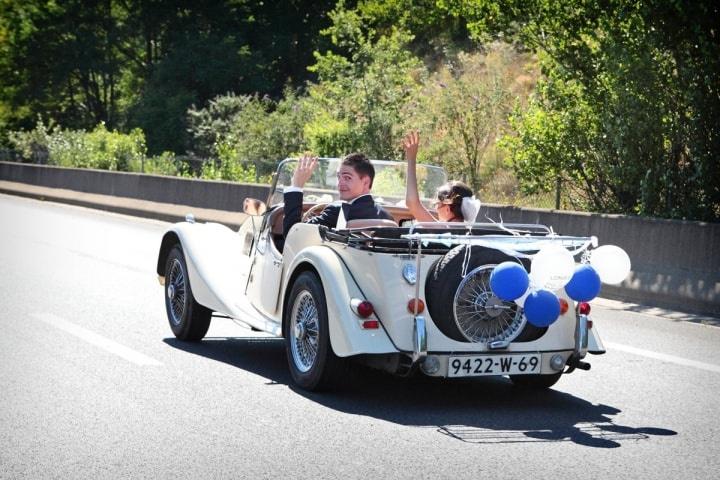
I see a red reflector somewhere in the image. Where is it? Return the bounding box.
[356,301,374,318]
[578,302,591,315]
[587,319,593,329]
[559,298,569,315]
[407,298,425,314]
[362,320,379,329]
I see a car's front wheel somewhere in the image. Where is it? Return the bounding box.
[164,245,211,341]
[284,271,346,391]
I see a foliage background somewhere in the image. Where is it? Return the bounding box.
[1,0,717,221]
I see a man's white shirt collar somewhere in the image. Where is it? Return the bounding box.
[336,204,347,229]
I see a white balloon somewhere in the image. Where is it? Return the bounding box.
[590,245,631,285]
[530,243,576,291]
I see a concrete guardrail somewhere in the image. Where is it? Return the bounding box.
[1,161,718,316]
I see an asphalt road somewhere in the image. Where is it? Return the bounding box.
[1,193,719,480]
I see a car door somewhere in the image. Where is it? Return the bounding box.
[245,210,284,318]
[236,213,263,290]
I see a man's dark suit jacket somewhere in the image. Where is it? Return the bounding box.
[283,191,394,239]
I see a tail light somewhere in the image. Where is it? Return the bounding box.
[578,302,591,315]
[350,298,374,318]
[407,298,425,314]
[559,298,569,315]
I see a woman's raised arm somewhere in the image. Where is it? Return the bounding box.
[402,131,436,222]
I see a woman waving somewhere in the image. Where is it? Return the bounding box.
[402,131,480,223]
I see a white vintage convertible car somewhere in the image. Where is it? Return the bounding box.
[156,158,606,391]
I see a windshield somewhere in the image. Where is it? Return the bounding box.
[268,158,448,208]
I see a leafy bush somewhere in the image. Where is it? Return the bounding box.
[187,94,254,159]
[201,141,270,183]
[188,89,309,182]
[6,119,194,176]
[131,151,189,177]
[303,113,359,157]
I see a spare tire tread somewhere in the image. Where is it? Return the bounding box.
[425,246,546,343]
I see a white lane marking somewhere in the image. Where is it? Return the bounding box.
[32,313,162,366]
[606,342,720,374]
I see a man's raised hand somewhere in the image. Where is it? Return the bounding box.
[291,154,318,188]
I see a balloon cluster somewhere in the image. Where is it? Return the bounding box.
[489,244,631,327]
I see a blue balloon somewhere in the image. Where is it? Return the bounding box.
[489,262,529,301]
[524,289,561,327]
[565,264,602,302]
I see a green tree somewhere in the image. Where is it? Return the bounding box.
[0,0,137,134]
[353,0,476,64]
[402,44,535,194]
[0,0,338,154]
[308,3,423,159]
[125,0,337,154]
[444,0,720,220]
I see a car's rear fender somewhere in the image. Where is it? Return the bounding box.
[283,245,397,357]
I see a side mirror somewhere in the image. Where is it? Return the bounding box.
[243,198,267,216]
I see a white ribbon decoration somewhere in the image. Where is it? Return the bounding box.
[461,196,481,223]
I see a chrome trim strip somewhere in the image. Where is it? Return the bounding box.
[413,316,427,362]
[575,313,589,359]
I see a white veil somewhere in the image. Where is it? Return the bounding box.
[461,196,481,224]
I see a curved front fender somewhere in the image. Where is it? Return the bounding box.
[283,245,397,357]
[158,221,249,318]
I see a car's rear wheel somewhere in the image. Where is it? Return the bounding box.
[164,245,211,341]
[284,271,347,391]
[510,372,562,389]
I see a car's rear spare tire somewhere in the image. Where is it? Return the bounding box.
[425,245,544,344]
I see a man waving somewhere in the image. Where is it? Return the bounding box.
[282,153,394,238]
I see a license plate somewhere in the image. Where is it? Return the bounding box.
[448,354,541,377]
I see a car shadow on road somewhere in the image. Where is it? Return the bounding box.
[164,336,676,449]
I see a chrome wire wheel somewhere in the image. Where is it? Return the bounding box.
[289,290,320,373]
[167,258,187,327]
[164,246,211,341]
[453,264,526,344]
